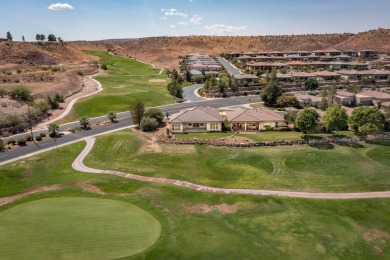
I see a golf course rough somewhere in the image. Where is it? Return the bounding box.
[0,197,161,259]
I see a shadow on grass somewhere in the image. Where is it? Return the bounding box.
[338,143,365,149]
[302,135,324,140]
[366,140,390,146]
[309,143,334,150]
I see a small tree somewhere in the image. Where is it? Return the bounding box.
[295,109,320,134]
[167,80,183,98]
[79,116,90,129]
[22,35,25,42]
[9,86,37,146]
[6,31,13,41]
[107,111,117,123]
[47,95,59,109]
[100,64,108,70]
[144,108,164,124]
[36,34,40,42]
[184,70,192,82]
[40,34,46,42]
[47,34,56,42]
[48,123,59,137]
[303,79,319,91]
[349,107,385,135]
[140,117,158,132]
[321,104,348,132]
[283,112,297,130]
[0,138,4,151]
[260,81,283,107]
[129,98,145,126]
[54,93,64,103]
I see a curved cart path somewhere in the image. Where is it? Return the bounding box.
[72,137,390,200]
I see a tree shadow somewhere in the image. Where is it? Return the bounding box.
[309,143,334,150]
[338,143,365,149]
[302,135,324,140]
[366,140,390,146]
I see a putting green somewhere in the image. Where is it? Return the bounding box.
[0,197,161,259]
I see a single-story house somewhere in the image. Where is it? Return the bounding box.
[358,90,390,102]
[381,101,390,109]
[234,74,259,84]
[226,107,286,131]
[314,71,341,81]
[358,49,378,58]
[334,91,356,106]
[294,94,322,107]
[168,106,223,133]
[355,94,374,106]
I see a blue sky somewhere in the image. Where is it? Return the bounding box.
[0,0,389,41]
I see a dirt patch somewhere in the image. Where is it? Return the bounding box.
[0,185,62,206]
[188,203,239,214]
[134,130,162,154]
[363,229,390,242]
[148,79,166,83]
[73,182,105,195]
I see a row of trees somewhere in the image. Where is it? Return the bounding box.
[166,69,184,98]
[4,32,63,42]
[284,104,387,135]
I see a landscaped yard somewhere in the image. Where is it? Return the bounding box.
[0,138,390,258]
[59,51,173,123]
[85,130,390,192]
[175,130,356,142]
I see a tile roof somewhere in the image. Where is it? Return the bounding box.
[169,106,223,123]
[358,90,390,100]
[226,108,285,122]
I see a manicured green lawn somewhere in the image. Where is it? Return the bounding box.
[60,51,173,122]
[249,102,265,108]
[0,197,161,259]
[1,138,390,258]
[85,130,390,192]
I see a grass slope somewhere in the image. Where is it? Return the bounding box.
[60,51,173,122]
[0,197,161,259]
[0,137,390,258]
[85,130,390,192]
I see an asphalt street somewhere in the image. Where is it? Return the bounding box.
[0,96,260,164]
[217,57,241,76]
[182,84,205,102]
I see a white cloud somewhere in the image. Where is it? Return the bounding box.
[177,21,188,26]
[204,24,247,34]
[190,15,202,25]
[161,8,187,18]
[160,16,167,21]
[48,3,74,11]
[170,25,176,28]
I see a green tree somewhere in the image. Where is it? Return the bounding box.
[48,123,59,137]
[303,79,319,91]
[144,108,164,124]
[22,35,25,42]
[9,86,37,145]
[276,95,300,108]
[34,100,50,115]
[47,34,56,41]
[79,116,90,129]
[295,108,320,134]
[167,80,183,98]
[321,104,348,132]
[5,114,24,134]
[129,98,145,126]
[0,138,4,151]
[47,95,59,109]
[283,112,297,129]
[40,34,46,42]
[107,111,117,123]
[260,81,283,107]
[319,96,329,111]
[349,107,385,135]
[36,34,40,42]
[6,31,12,41]
[140,117,158,132]
[54,93,64,103]
[326,86,337,104]
[184,70,192,82]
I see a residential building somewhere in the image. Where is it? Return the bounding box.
[168,106,223,133]
[234,74,259,84]
[294,94,322,107]
[358,49,378,58]
[358,90,390,102]
[334,91,356,106]
[226,108,286,131]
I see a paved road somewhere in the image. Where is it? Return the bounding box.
[182,84,205,102]
[217,57,241,76]
[0,96,260,164]
[72,137,390,200]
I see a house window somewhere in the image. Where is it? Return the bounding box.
[209,123,219,130]
[193,123,200,128]
[199,123,204,127]
[172,124,181,131]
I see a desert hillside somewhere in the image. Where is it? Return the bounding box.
[1,28,389,69]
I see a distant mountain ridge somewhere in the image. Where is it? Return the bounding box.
[0,28,389,68]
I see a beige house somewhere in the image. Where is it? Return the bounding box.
[168,106,223,133]
[294,94,322,107]
[226,108,286,131]
[334,91,356,106]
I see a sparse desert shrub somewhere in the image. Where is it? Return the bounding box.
[35,135,42,141]
[25,135,32,142]
[7,139,16,145]
[51,67,61,73]
[40,132,46,137]
[100,64,108,70]
[77,70,84,76]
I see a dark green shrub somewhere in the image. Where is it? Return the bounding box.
[26,135,33,141]
[100,64,108,70]
[7,139,16,145]
[17,138,27,145]
[35,135,42,141]
[144,108,164,124]
[0,139,4,151]
[140,117,158,132]
[40,132,46,137]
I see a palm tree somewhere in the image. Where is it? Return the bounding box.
[107,111,117,123]
[9,86,39,147]
[79,116,90,129]
[48,123,59,137]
